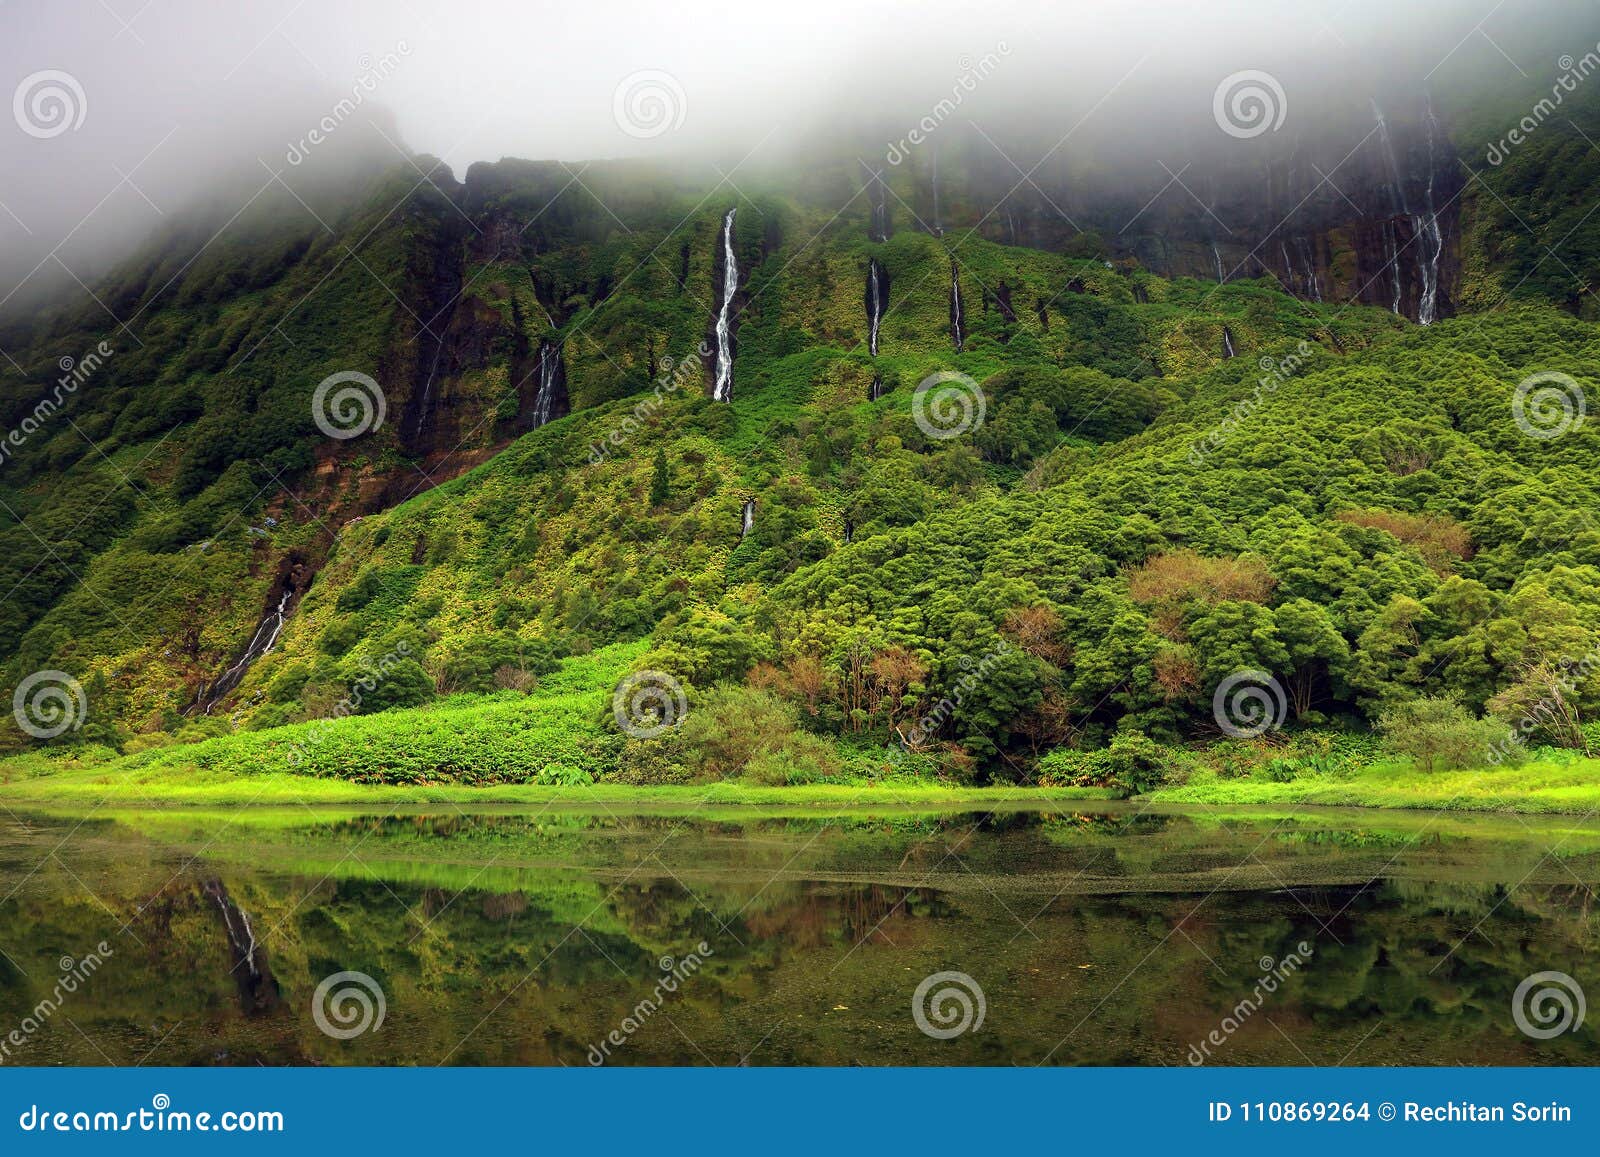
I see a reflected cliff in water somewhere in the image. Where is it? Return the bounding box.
[0,806,1595,1066]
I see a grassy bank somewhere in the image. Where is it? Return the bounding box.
[0,762,1119,808]
[1149,756,1600,815]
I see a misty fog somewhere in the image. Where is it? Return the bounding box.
[0,0,1587,308]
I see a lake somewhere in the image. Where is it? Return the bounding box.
[0,803,1595,1066]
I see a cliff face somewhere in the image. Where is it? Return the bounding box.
[883,99,1463,323]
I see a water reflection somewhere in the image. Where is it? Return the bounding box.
[0,807,1595,1066]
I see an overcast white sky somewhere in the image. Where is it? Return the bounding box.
[0,0,1575,305]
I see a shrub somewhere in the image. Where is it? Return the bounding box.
[1126,550,1276,606]
[354,658,435,714]
[1037,730,1171,795]
[1377,697,1512,772]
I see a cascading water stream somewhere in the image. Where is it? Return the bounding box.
[200,587,293,710]
[712,208,738,402]
[1416,97,1444,324]
[1222,326,1237,360]
[949,261,964,352]
[741,499,755,538]
[1212,242,1226,284]
[870,373,883,401]
[531,338,564,428]
[866,259,886,356]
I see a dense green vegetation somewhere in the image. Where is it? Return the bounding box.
[3,84,1600,809]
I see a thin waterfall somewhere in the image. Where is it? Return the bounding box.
[1279,239,1297,295]
[1416,96,1444,324]
[1212,242,1226,284]
[531,338,566,428]
[949,261,964,352]
[712,208,737,402]
[866,259,887,356]
[1382,219,1403,315]
[870,373,883,401]
[1222,326,1237,360]
[741,499,755,538]
[1297,237,1322,302]
[200,586,294,709]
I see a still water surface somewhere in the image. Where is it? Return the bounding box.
[0,804,1595,1065]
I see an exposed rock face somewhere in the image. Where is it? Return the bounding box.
[894,99,1461,322]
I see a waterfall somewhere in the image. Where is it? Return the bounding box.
[866,259,886,356]
[531,338,565,428]
[1222,326,1237,360]
[200,586,294,709]
[741,499,755,538]
[1212,242,1226,284]
[1371,100,1410,215]
[843,518,854,544]
[712,208,737,402]
[870,373,883,401]
[1279,239,1297,295]
[863,162,889,242]
[949,261,964,352]
[1416,97,1444,325]
[1382,219,1403,315]
[1297,237,1322,302]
